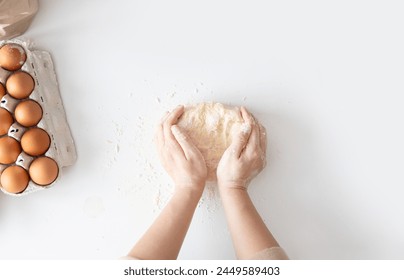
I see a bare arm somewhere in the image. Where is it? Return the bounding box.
[128,188,202,259]
[219,188,279,259]
[217,107,286,259]
[127,106,207,260]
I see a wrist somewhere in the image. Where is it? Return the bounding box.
[219,187,251,207]
[174,183,204,199]
[218,179,248,191]
[219,185,248,193]
[218,183,249,197]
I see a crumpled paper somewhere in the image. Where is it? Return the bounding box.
[0,0,39,40]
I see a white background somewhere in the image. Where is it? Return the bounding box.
[1,0,403,259]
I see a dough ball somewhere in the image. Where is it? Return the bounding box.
[177,102,246,181]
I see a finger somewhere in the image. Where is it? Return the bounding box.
[171,125,202,160]
[229,107,253,157]
[259,124,267,155]
[160,111,170,123]
[156,111,170,147]
[231,122,252,158]
[155,123,164,148]
[165,105,184,125]
[245,121,260,156]
[163,105,185,142]
[240,106,253,125]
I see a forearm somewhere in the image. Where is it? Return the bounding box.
[128,188,202,260]
[220,187,279,259]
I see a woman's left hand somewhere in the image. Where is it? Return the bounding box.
[155,105,208,195]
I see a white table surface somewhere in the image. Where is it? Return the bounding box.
[1,0,403,260]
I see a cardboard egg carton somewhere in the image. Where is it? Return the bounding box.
[0,38,77,196]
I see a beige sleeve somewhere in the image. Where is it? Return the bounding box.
[246,247,289,260]
[121,247,289,260]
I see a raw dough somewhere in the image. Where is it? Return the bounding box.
[177,102,245,181]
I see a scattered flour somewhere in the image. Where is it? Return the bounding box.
[83,196,105,219]
[104,85,253,215]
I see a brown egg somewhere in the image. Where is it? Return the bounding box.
[21,127,50,156]
[0,44,27,71]
[0,165,29,194]
[0,136,21,164]
[29,156,59,186]
[0,83,5,98]
[14,100,43,127]
[0,108,13,135]
[6,71,35,99]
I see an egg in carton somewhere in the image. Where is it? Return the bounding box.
[0,38,76,196]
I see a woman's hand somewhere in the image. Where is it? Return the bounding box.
[217,107,267,190]
[156,105,208,195]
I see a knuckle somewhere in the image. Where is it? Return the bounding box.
[250,151,260,159]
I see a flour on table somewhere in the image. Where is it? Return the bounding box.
[177,103,244,181]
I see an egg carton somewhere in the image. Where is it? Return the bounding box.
[0,38,77,196]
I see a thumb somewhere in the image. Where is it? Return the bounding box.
[171,125,201,160]
[230,123,252,158]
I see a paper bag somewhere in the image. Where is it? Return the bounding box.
[0,0,39,40]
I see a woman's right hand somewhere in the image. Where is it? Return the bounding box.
[217,107,267,191]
